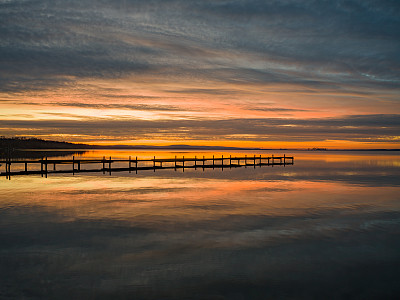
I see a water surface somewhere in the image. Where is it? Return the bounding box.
[1,151,399,299]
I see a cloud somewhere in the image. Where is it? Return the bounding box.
[0,0,399,94]
[1,114,399,143]
[19,101,194,112]
[244,106,309,112]
[1,0,399,145]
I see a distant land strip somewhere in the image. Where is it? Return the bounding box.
[1,137,399,152]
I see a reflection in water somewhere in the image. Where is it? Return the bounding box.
[0,151,399,299]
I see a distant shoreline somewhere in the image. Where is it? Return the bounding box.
[1,137,399,152]
[22,147,400,151]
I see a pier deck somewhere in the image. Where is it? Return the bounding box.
[0,154,294,179]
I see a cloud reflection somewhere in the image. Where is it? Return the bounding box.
[1,152,400,298]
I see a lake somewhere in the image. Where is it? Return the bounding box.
[1,150,399,299]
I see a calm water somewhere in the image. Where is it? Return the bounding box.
[1,150,399,299]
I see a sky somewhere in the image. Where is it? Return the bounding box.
[0,0,399,149]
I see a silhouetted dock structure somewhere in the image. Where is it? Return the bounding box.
[0,154,294,179]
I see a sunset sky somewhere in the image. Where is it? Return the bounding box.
[1,0,399,149]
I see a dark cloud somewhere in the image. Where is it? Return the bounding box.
[0,0,399,93]
[1,114,399,143]
[165,88,243,95]
[19,101,194,111]
[245,106,308,112]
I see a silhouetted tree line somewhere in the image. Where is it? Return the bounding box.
[0,137,89,158]
[0,136,89,150]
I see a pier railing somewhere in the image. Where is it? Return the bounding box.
[0,154,294,179]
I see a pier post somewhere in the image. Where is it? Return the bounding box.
[42,158,47,178]
[5,159,9,180]
[25,162,28,172]
[221,155,224,171]
[195,156,197,169]
[245,155,247,168]
[213,155,214,169]
[229,155,232,169]
[183,156,185,167]
[78,160,80,171]
[153,156,156,172]
[284,154,286,165]
[253,155,256,168]
[129,156,131,173]
[203,156,205,171]
[72,156,75,174]
[109,156,112,175]
[53,163,56,170]
[175,155,177,171]
[8,159,12,179]
[136,156,138,174]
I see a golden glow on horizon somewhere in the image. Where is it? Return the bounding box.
[86,139,399,150]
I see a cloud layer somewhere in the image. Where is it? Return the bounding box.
[1,114,399,144]
[1,0,399,90]
[1,0,399,146]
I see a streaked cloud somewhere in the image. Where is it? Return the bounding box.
[1,0,399,92]
[0,0,399,147]
[18,102,195,112]
[1,114,399,144]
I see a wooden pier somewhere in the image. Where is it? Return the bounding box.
[0,154,294,179]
